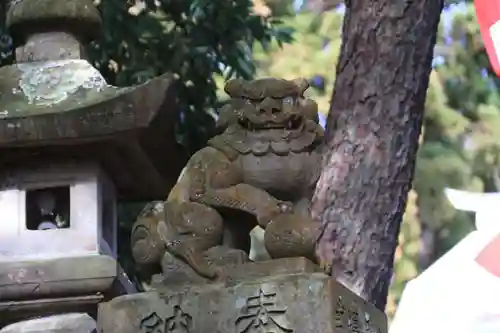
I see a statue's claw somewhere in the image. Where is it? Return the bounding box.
[192,260,218,280]
[257,200,294,228]
[319,258,332,274]
[166,240,219,280]
[277,200,294,214]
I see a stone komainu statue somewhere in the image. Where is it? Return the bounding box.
[130,77,324,280]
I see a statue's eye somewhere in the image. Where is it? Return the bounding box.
[244,98,253,105]
[283,96,296,105]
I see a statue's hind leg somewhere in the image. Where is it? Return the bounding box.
[165,238,218,279]
[160,202,224,280]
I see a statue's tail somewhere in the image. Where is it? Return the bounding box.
[130,201,166,265]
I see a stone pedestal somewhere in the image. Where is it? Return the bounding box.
[0,313,96,333]
[0,255,134,327]
[97,258,387,333]
[0,255,117,300]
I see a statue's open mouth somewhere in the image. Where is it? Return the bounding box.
[239,114,303,131]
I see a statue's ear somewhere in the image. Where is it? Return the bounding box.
[224,79,245,97]
[216,104,238,129]
[302,99,319,123]
[292,78,310,95]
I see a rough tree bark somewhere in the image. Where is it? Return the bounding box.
[312,0,444,310]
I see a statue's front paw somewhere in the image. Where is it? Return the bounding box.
[257,200,294,228]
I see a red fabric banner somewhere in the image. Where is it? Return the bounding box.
[476,233,500,278]
[474,0,500,77]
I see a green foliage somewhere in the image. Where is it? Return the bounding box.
[0,1,12,67]
[254,11,342,114]
[0,0,294,153]
[264,0,296,16]
[88,0,293,153]
[436,3,500,198]
[386,190,420,317]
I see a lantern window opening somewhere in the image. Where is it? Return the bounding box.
[25,185,71,231]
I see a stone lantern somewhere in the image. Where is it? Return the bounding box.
[0,0,182,327]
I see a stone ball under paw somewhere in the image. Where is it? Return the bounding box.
[130,217,165,265]
[264,213,318,262]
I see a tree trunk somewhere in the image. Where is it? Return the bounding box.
[312,0,444,310]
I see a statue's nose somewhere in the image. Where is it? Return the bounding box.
[258,97,282,114]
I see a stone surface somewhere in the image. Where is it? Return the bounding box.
[98,260,387,333]
[0,313,96,333]
[152,255,318,290]
[0,0,182,202]
[0,163,117,262]
[0,255,116,301]
[0,59,171,121]
[0,295,102,328]
[223,257,320,286]
[7,0,102,43]
[130,77,323,282]
[0,61,179,200]
[152,246,250,288]
[16,32,88,62]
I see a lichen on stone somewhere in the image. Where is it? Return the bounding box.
[0,59,134,117]
[17,59,107,106]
